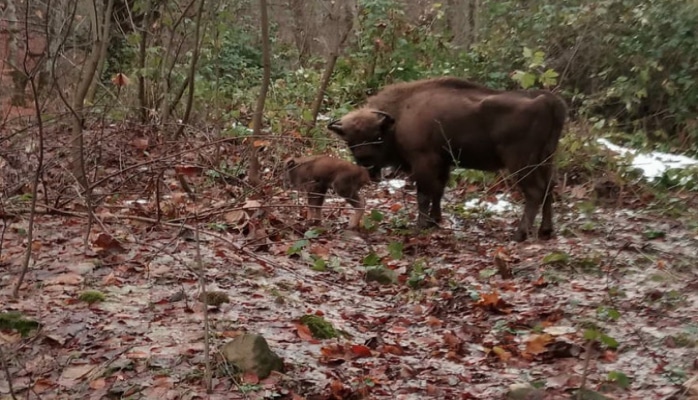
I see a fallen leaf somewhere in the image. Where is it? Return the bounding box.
[350,344,372,358]
[295,323,315,342]
[524,334,553,356]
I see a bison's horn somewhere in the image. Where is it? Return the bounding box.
[327,119,344,135]
[371,110,395,123]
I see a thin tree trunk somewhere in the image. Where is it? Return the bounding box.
[309,6,353,129]
[138,0,153,122]
[71,0,115,188]
[174,0,206,138]
[247,0,271,187]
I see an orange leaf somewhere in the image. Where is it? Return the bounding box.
[89,378,106,390]
[330,379,346,395]
[426,316,442,327]
[443,332,461,348]
[492,346,512,362]
[132,137,149,150]
[295,323,315,342]
[479,291,500,306]
[174,165,203,176]
[253,140,271,148]
[380,344,404,355]
[525,334,552,356]
[242,372,259,384]
[111,73,130,87]
[350,344,372,358]
[389,203,402,212]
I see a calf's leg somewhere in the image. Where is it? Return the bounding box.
[334,181,365,230]
[306,184,328,223]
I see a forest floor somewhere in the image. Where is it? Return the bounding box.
[1,124,697,400]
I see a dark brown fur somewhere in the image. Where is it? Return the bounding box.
[327,77,567,242]
[284,155,371,229]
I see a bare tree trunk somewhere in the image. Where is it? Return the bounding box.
[69,0,115,188]
[4,0,28,108]
[174,0,206,138]
[85,29,113,104]
[288,0,310,67]
[14,0,47,298]
[157,0,197,124]
[447,0,478,48]
[138,0,153,122]
[247,0,271,187]
[308,4,353,129]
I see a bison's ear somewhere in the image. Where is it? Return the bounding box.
[371,111,395,129]
[327,120,344,136]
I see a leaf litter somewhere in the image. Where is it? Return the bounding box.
[0,127,697,399]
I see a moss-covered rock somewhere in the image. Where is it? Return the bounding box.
[300,314,339,339]
[220,333,284,379]
[365,266,398,285]
[78,290,106,304]
[0,312,40,337]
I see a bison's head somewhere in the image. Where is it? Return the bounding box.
[327,108,395,181]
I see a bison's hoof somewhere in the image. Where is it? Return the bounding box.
[416,219,439,231]
[512,230,527,242]
[538,227,554,240]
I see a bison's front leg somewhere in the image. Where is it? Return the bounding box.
[428,166,450,223]
[416,190,436,229]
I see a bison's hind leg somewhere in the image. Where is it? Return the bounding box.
[513,169,548,242]
[537,166,556,240]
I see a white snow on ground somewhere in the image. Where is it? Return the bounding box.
[597,138,698,180]
[464,193,515,213]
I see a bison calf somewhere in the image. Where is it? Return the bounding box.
[284,155,370,229]
[327,77,567,242]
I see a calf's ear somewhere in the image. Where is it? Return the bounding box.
[327,120,345,136]
[285,158,297,169]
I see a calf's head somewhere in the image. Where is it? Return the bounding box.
[327,108,394,181]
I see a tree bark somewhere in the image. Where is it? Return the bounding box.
[247,0,271,188]
[137,0,153,122]
[308,3,353,129]
[174,0,206,138]
[70,0,115,188]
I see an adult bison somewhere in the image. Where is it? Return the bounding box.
[327,77,567,242]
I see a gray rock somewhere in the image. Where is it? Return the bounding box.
[220,334,284,379]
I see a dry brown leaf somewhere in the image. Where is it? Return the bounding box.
[525,334,553,356]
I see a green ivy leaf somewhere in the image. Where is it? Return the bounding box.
[287,239,309,256]
[607,371,631,389]
[363,252,382,267]
[388,242,404,260]
[311,257,327,272]
[542,251,570,264]
[512,70,536,89]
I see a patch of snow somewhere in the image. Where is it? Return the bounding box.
[125,199,149,205]
[464,193,515,213]
[378,179,407,194]
[597,138,698,180]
